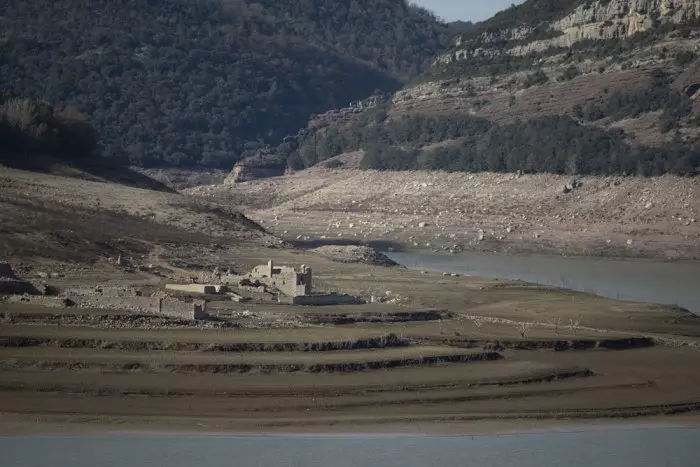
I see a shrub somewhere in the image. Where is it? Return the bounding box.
[558,65,581,81]
[522,70,549,88]
[324,159,344,169]
[675,51,697,67]
[0,96,99,160]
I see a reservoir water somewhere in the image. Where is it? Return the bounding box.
[387,251,700,315]
[2,427,700,467]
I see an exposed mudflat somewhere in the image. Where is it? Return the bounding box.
[188,168,699,260]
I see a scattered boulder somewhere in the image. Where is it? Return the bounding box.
[563,178,583,194]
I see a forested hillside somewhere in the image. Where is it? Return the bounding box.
[0,0,459,168]
[280,0,700,177]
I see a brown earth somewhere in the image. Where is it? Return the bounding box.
[2,167,700,435]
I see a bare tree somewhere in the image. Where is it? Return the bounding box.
[569,319,581,335]
[516,322,534,338]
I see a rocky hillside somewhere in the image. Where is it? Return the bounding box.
[0,0,460,169]
[398,0,700,141]
[275,0,700,177]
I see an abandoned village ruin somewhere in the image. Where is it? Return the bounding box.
[251,260,312,297]
[167,260,361,306]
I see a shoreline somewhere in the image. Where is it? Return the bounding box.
[382,247,700,264]
[3,413,700,438]
[385,249,700,315]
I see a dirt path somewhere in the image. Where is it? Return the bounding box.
[147,243,192,280]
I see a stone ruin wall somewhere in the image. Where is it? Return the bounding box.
[2,294,207,320]
[75,296,206,320]
[250,261,312,297]
[73,296,161,314]
[160,297,207,320]
[279,294,364,306]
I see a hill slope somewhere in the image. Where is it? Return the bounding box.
[280,0,700,176]
[0,0,455,168]
[0,167,278,264]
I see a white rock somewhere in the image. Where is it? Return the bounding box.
[627,239,634,246]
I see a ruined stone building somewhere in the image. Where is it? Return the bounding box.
[251,260,312,297]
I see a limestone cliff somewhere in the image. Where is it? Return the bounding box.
[389,0,700,150]
[438,0,700,63]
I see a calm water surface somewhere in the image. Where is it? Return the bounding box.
[2,427,700,467]
[388,251,700,314]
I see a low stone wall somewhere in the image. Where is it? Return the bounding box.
[166,284,225,294]
[73,296,161,314]
[2,282,208,320]
[2,295,72,308]
[279,294,363,306]
[160,298,207,320]
[62,286,143,298]
[64,296,207,320]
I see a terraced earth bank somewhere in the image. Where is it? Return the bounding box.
[2,297,700,434]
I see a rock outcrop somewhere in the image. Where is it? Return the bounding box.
[312,245,399,267]
[225,153,287,185]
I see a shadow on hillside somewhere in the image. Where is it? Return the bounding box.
[0,153,175,193]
